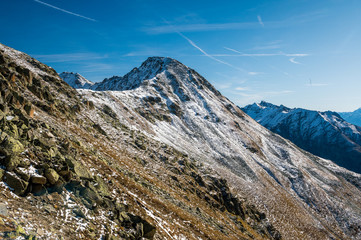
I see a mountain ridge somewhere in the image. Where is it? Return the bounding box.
[242,101,361,174]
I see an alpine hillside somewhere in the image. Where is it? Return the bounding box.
[63,57,361,239]
[0,43,285,240]
[0,43,361,239]
[242,101,361,174]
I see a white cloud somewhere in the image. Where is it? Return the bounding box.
[248,72,263,75]
[223,47,310,57]
[257,15,264,27]
[32,53,107,62]
[289,57,300,64]
[143,22,258,34]
[306,83,329,87]
[214,83,232,90]
[264,90,294,95]
[252,41,282,50]
[34,0,97,22]
[143,11,326,34]
[235,87,249,91]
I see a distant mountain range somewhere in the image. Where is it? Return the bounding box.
[242,101,361,174]
[339,108,361,127]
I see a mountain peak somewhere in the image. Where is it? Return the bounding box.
[137,56,188,74]
[79,56,221,97]
[142,56,181,66]
[60,72,94,89]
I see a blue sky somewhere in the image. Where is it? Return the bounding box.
[1,0,361,111]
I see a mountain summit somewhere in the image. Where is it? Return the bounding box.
[70,57,361,239]
[63,56,220,98]
[242,101,361,174]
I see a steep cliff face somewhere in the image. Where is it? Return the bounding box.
[242,101,361,174]
[0,44,281,239]
[67,57,361,239]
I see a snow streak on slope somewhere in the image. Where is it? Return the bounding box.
[73,57,361,239]
[242,101,361,174]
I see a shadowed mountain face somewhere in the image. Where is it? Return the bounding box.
[1,43,361,239]
[242,101,361,174]
[340,108,361,127]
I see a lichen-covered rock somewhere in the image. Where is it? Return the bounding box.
[66,157,92,180]
[30,175,47,185]
[0,135,24,171]
[44,168,59,185]
[3,171,28,195]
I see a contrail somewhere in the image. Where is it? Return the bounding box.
[257,15,264,27]
[34,0,97,22]
[160,18,247,72]
[176,32,247,72]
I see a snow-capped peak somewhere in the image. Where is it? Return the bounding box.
[60,72,95,89]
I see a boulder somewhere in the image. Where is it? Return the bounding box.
[14,168,30,182]
[30,183,47,196]
[93,175,111,197]
[127,214,156,239]
[44,168,59,185]
[1,136,24,171]
[24,103,34,118]
[66,157,92,180]
[3,171,28,195]
[2,135,24,154]
[0,203,8,216]
[30,175,47,185]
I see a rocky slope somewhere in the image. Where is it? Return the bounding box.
[242,101,361,174]
[0,44,283,239]
[62,57,361,239]
[339,108,361,127]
